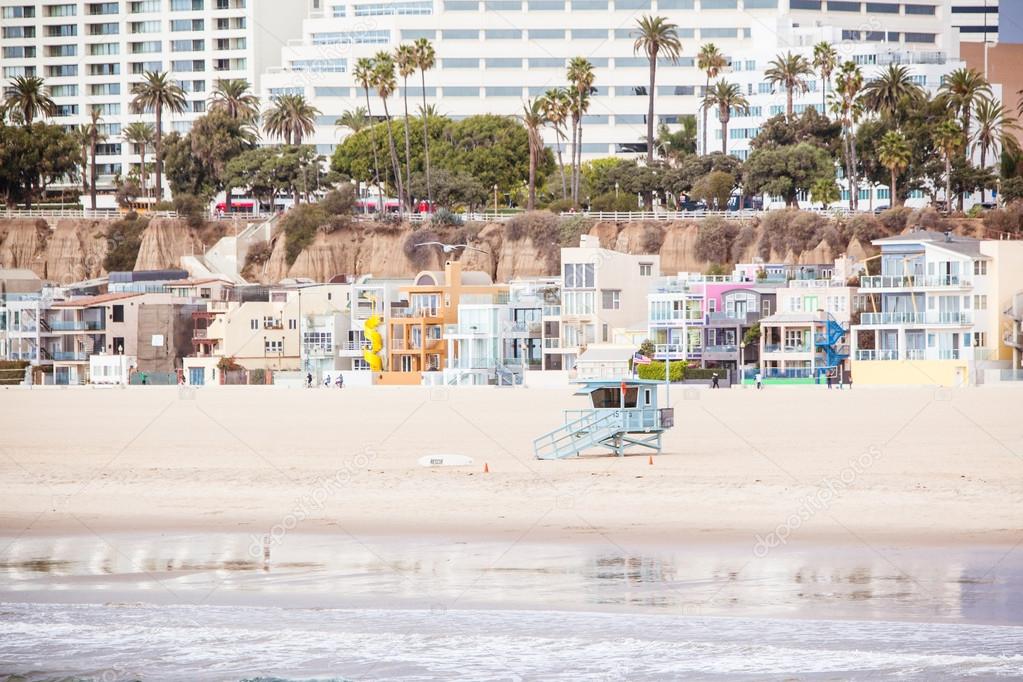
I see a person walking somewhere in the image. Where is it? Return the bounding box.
[712,373,719,389]
[755,371,763,390]
[335,373,344,389]
[826,372,833,390]
[306,372,313,388]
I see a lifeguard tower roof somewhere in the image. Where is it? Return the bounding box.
[572,378,665,395]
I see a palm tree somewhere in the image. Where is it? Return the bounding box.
[413,38,436,205]
[84,108,106,210]
[765,51,813,118]
[336,106,370,133]
[540,88,571,200]
[354,57,384,213]
[3,75,56,126]
[567,57,595,203]
[372,51,406,216]
[864,65,924,123]
[123,121,155,202]
[877,131,911,206]
[208,79,260,123]
[973,99,1020,203]
[521,98,546,210]
[697,43,727,156]
[933,119,964,213]
[71,125,91,201]
[830,61,865,210]
[395,44,417,208]
[262,94,318,146]
[703,80,749,155]
[633,15,682,164]
[812,42,838,113]
[130,71,186,200]
[938,67,992,156]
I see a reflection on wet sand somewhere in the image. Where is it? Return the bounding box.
[0,533,1019,625]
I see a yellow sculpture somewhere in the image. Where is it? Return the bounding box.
[362,294,384,371]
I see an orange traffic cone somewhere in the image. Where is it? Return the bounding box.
[648,455,654,465]
[484,462,490,473]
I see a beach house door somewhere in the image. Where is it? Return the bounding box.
[189,367,205,386]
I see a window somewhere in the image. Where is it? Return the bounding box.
[250,319,258,330]
[112,305,125,322]
[564,263,595,288]
[975,332,987,347]
[288,319,297,330]
[639,263,653,276]
[974,295,987,310]
[974,260,987,276]
[265,339,283,353]
[601,290,621,310]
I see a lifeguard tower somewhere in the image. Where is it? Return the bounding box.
[533,379,674,459]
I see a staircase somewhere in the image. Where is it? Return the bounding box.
[180,214,279,284]
[533,410,625,460]
[814,314,850,370]
[494,362,522,387]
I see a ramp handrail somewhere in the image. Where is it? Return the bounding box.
[533,409,623,459]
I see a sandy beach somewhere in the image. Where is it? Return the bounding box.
[1,383,1021,547]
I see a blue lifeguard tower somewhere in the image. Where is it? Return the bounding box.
[533,379,674,459]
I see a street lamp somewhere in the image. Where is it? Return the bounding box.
[493,184,499,215]
[740,340,746,385]
[615,181,620,199]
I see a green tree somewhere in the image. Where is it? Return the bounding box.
[765,52,813,118]
[633,15,682,165]
[692,170,736,209]
[933,119,964,212]
[750,108,842,154]
[567,57,595,203]
[938,67,992,159]
[262,94,319,146]
[354,57,384,211]
[864,64,924,124]
[413,38,437,204]
[0,123,79,208]
[372,51,407,213]
[830,61,865,210]
[2,75,56,126]
[810,177,840,208]
[521,98,546,210]
[877,130,911,207]
[129,71,187,199]
[164,109,256,203]
[703,80,749,155]
[811,42,838,113]
[395,44,417,204]
[540,88,571,199]
[655,117,697,164]
[697,43,728,155]
[743,142,834,207]
[84,108,106,210]
[122,122,155,202]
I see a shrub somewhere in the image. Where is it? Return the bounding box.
[641,224,665,254]
[559,215,589,247]
[404,227,441,269]
[216,356,242,372]
[846,214,885,243]
[115,181,141,208]
[244,240,273,269]
[637,360,686,382]
[249,368,268,385]
[102,214,149,272]
[1001,176,1023,203]
[758,209,830,256]
[545,198,576,214]
[691,171,735,210]
[967,204,985,218]
[910,206,950,232]
[878,206,912,232]
[173,193,206,229]
[280,203,328,265]
[506,210,560,244]
[152,200,175,211]
[731,222,756,262]
[430,207,463,227]
[695,217,739,263]
[589,191,639,212]
[705,263,728,276]
[984,203,1023,235]
[320,185,357,216]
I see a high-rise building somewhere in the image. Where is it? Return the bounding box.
[951,0,998,42]
[0,0,308,202]
[260,0,953,162]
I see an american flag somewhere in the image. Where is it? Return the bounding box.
[633,353,652,365]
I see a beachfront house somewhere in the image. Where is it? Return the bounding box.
[702,283,778,373]
[549,235,660,373]
[851,230,1023,386]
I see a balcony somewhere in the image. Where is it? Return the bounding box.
[763,343,812,354]
[703,344,738,354]
[503,320,542,337]
[542,305,561,317]
[303,344,336,358]
[859,275,971,290]
[391,307,440,319]
[52,351,88,361]
[649,312,703,326]
[49,320,105,331]
[1004,330,1023,350]
[859,312,971,326]
[193,328,209,339]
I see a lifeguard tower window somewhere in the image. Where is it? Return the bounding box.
[591,387,638,408]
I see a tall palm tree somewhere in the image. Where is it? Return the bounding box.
[540,88,570,200]
[864,65,924,123]
[413,38,437,205]
[633,15,682,164]
[830,61,865,210]
[336,106,370,133]
[372,51,406,216]
[521,98,546,210]
[122,121,155,202]
[567,57,595,203]
[697,43,728,156]
[208,78,260,123]
[72,125,91,201]
[84,108,106,210]
[395,44,417,209]
[812,42,838,113]
[938,67,992,157]
[765,51,813,118]
[933,119,964,213]
[3,75,56,126]
[129,71,186,200]
[262,94,318,146]
[703,80,749,155]
[354,57,384,213]
[973,99,1020,203]
[877,131,911,207]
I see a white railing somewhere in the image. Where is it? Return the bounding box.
[859,275,972,289]
[855,349,899,361]
[860,312,972,325]
[1,208,179,219]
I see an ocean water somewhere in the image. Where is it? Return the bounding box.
[1,534,1022,680]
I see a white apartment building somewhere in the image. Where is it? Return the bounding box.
[851,229,1023,386]
[547,234,659,370]
[951,0,998,42]
[0,0,306,201]
[259,0,952,162]
[700,18,967,210]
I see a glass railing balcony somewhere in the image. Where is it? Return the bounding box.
[49,320,105,331]
[763,343,812,353]
[703,344,738,354]
[860,312,971,325]
[52,351,88,361]
[860,275,971,289]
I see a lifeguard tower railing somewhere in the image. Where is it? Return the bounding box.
[534,406,673,459]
